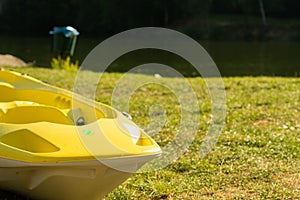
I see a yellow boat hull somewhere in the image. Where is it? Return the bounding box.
[0,69,161,199]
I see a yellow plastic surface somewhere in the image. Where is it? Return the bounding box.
[0,70,161,163]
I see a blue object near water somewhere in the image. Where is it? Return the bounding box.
[49,26,79,56]
[49,26,79,37]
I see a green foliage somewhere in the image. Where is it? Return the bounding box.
[50,56,79,71]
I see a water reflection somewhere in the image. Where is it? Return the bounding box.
[0,36,299,76]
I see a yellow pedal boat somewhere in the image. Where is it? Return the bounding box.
[0,69,161,200]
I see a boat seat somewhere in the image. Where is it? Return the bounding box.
[0,82,14,88]
[0,105,73,125]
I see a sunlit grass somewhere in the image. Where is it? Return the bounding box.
[1,67,299,199]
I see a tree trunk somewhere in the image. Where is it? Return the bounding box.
[259,0,267,26]
[164,2,169,26]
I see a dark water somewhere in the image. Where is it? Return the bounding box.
[0,36,299,76]
[204,41,300,76]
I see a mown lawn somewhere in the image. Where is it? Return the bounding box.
[1,67,299,199]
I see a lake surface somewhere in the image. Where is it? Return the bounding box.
[0,35,299,76]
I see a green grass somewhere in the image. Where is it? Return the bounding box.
[1,67,300,199]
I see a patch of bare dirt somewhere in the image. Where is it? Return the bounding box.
[0,54,27,67]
